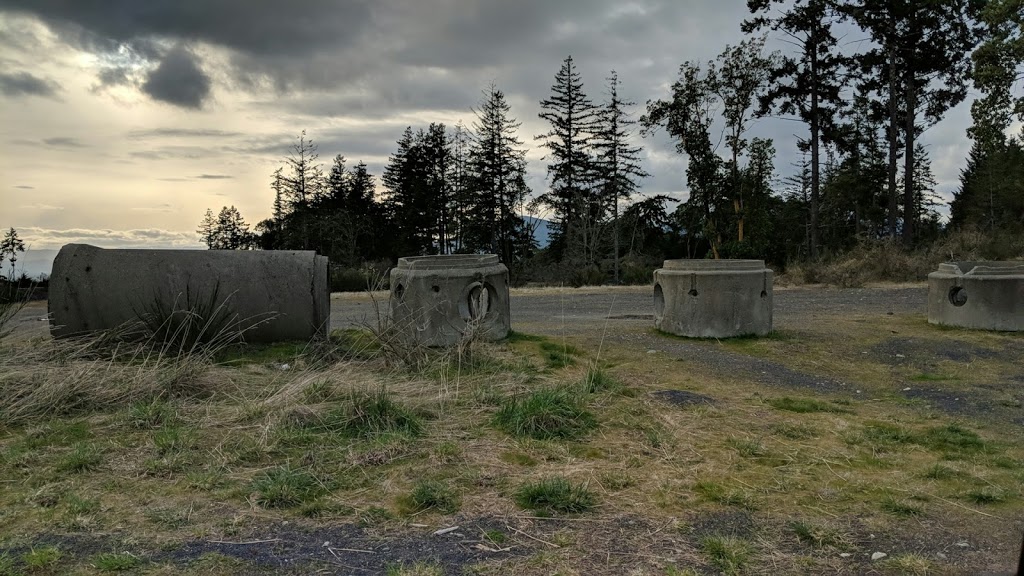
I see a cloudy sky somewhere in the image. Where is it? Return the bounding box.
[0,0,994,267]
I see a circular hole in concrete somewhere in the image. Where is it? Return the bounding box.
[466,283,491,321]
[431,285,440,293]
[688,288,699,297]
[394,283,405,301]
[948,286,967,307]
[654,283,665,317]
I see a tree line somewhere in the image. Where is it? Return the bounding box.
[200,0,1024,281]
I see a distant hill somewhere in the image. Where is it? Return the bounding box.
[524,216,553,248]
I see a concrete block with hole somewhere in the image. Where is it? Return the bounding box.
[653,259,773,338]
[927,261,1024,331]
[49,244,330,342]
[388,254,510,346]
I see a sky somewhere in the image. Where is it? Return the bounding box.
[0,0,1003,277]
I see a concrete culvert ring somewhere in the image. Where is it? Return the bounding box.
[654,283,665,318]
[948,286,968,307]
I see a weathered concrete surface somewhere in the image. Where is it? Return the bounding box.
[653,259,773,338]
[928,261,1024,331]
[49,244,329,342]
[389,254,510,346]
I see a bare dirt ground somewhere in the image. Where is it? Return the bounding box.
[4,284,1023,575]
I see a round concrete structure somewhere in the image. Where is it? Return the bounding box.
[49,244,330,342]
[389,254,510,346]
[927,261,1024,332]
[653,259,773,338]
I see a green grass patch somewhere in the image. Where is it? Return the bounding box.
[910,373,954,382]
[216,341,307,365]
[22,546,62,570]
[315,389,423,438]
[64,493,100,515]
[580,366,623,394]
[538,341,581,369]
[767,397,850,414]
[152,426,197,456]
[251,465,325,508]
[694,480,754,509]
[399,480,459,514]
[771,422,818,440]
[499,451,538,466]
[514,477,595,514]
[700,535,753,575]
[385,561,445,576]
[965,487,1009,505]
[880,495,924,516]
[91,552,141,572]
[505,331,545,343]
[58,442,103,473]
[127,399,177,429]
[917,424,990,455]
[493,387,596,440]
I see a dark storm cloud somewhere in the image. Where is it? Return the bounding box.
[127,128,243,139]
[42,136,86,148]
[0,71,60,98]
[141,45,211,108]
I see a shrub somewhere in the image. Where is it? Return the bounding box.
[493,387,596,440]
[251,465,324,508]
[514,477,595,514]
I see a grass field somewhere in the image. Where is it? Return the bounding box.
[0,292,1022,575]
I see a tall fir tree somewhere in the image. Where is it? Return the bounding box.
[537,55,601,263]
[468,84,533,266]
[592,70,648,282]
[743,0,847,259]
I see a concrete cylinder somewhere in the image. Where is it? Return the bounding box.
[653,259,773,338]
[389,254,510,346]
[49,244,330,342]
[927,261,1024,331]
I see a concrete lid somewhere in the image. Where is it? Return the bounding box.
[660,259,766,271]
[397,254,501,270]
[937,261,1024,276]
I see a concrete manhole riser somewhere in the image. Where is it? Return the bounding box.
[49,244,330,342]
[927,261,1024,332]
[389,254,510,346]
[653,259,773,338]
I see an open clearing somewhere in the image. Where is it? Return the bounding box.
[1,284,1022,575]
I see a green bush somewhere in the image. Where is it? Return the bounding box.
[514,477,595,514]
[493,387,596,440]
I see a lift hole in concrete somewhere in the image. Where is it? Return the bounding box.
[394,283,405,301]
[688,288,699,297]
[654,283,665,317]
[463,282,497,321]
[948,286,968,307]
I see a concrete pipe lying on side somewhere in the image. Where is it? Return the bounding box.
[653,259,773,338]
[49,244,330,342]
[927,261,1024,331]
[389,254,510,346]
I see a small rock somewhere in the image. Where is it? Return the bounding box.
[903,387,911,391]
[280,363,291,371]
[871,552,887,561]
[937,553,947,560]
[646,349,657,354]
[895,354,905,358]
[955,541,969,548]
[839,553,852,558]
[856,390,862,394]
[322,541,330,547]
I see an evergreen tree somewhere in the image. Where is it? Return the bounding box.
[843,0,980,244]
[467,84,533,266]
[592,71,649,282]
[0,228,26,280]
[536,55,601,262]
[951,131,1024,233]
[743,0,846,259]
[969,0,1024,149]
[199,206,253,250]
[197,209,217,249]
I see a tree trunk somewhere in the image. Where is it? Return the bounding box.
[886,37,900,239]
[809,27,821,260]
[903,78,916,245]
